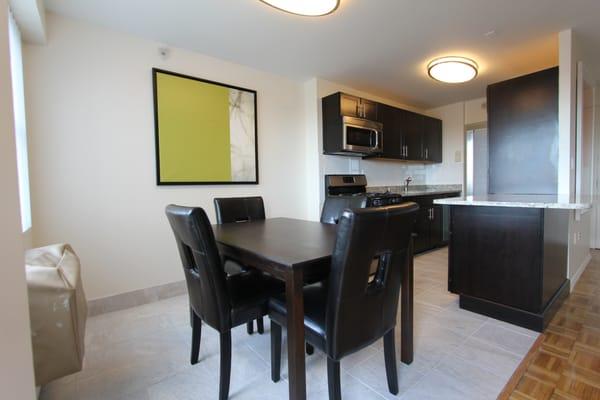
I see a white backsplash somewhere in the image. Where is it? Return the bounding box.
[353,158,427,186]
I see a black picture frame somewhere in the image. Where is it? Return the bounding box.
[152,68,259,185]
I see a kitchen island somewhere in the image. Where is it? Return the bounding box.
[434,195,591,331]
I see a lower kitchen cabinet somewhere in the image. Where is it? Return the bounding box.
[405,192,459,254]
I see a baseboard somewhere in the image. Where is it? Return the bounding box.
[87,280,187,316]
[459,280,570,332]
[570,252,592,291]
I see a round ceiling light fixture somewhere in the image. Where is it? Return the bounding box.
[259,0,340,16]
[427,56,478,83]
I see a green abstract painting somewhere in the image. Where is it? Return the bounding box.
[153,69,258,185]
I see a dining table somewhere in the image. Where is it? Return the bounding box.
[212,217,414,400]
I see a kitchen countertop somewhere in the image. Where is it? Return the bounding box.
[434,194,592,210]
[367,184,462,197]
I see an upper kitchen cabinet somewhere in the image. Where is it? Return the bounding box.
[423,116,443,163]
[322,92,442,162]
[378,103,403,159]
[401,110,425,161]
[338,93,378,120]
[487,67,558,195]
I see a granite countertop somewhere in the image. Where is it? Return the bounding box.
[434,194,592,210]
[367,184,462,197]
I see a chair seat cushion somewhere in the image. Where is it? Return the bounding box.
[227,271,284,327]
[268,281,329,351]
[223,259,246,275]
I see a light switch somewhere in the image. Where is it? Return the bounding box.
[454,150,462,163]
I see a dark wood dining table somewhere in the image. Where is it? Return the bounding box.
[212,217,414,400]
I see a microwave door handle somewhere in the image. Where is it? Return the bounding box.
[372,129,379,150]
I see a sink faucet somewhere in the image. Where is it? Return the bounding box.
[404,176,413,193]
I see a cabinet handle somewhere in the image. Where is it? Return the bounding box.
[425,148,429,159]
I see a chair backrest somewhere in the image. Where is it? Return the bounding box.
[214,197,265,224]
[165,205,231,332]
[320,196,368,224]
[325,203,419,360]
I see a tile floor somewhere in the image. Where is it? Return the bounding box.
[40,248,539,399]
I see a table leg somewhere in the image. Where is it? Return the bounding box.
[285,268,306,400]
[401,238,414,364]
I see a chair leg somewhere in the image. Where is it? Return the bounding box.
[190,309,202,365]
[270,320,282,382]
[247,320,254,335]
[219,331,232,400]
[257,317,264,334]
[306,343,314,355]
[327,358,341,400]
[383,328,399,395]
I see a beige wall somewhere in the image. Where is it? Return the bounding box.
[0,1,36,398]
[25,14,310,300]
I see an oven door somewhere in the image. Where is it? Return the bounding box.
[342,116,383,154]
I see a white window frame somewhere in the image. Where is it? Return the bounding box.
[8,9,32,232]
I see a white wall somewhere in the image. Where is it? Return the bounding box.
[558,29,599,285]
[25,13,310,300]
[426,97,487,187]
[0,1,36,397]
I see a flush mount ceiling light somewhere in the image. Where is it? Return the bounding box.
[259,0,340,16]
[427,56,478,83]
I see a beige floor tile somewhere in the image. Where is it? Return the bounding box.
[473,320,538,356]
[39,248,538,399]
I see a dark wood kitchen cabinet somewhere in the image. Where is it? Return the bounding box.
[375,104,442,162]
[423,116,443,163]
[338,93,378,120]
[487,67,558,195]
[405,192,459,254]
[378,104,403,159]
[448,205,570,331]
[401,110,426,161]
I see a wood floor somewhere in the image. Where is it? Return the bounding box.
[500,252,600,400]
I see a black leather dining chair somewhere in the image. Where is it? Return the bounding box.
[320,196,367,225]
[269,203,419,400]
[165,205,281,400]
[214,196,266,334]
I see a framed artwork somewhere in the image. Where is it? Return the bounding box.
[152,68,258,185]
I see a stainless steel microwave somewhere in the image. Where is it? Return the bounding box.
[342,116,383,155]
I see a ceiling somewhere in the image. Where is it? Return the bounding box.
[44,0,600,108]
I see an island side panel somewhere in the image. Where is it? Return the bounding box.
[542,209,569,307]
[449,205,544,313]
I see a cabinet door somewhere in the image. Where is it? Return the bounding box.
[360,99,378,120]
[423,117,443,163]
[413,207,431,253]
[340,94,360,117]
[401,110,424,160]
[430,205,444,247]
[378,104,402,159]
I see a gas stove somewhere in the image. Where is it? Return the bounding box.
[321,175,404,223]
[365,191,404,207]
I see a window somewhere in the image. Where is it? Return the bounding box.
[8,10,31,232]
